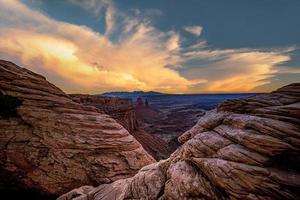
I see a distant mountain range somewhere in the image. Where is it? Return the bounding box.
[100,91,163,97]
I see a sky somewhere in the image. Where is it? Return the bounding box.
[0,0,299,94]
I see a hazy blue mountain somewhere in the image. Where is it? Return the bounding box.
[100,91,163,98]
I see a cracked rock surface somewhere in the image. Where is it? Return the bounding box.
[0,60,154,196]
[59,83,300,200]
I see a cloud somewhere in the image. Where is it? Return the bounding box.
[184,25,203,36]
[181,48,293,92]
[0,0,201,94]
[104,6,115,35]
[144,8,163,17]
[67,0,115,35]
[67,0,112,15]
[0,0,297,94]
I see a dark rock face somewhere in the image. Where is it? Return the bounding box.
[0,60,155,197]
[0,95,22,117]
[70,94,171,160]
[59,83,300,200]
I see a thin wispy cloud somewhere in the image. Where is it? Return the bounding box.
[184,26,203,36]
[67,0,112,15]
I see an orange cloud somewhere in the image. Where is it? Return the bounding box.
[0,0,296,93]
[181,48,293,92]
[0,0,202,94]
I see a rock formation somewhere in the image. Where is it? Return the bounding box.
[70,94,171,160]
[70,95,138,133]
[135,97,144,108]
[59,83,300,200]
[0,60,155,197]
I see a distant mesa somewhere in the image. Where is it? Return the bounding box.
[100,90,163,97]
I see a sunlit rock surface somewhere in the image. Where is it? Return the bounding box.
[59,83,300,200]
[0,60,155,196]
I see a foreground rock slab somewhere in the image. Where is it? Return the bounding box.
[59,83,300,200]
[0,60,154,196]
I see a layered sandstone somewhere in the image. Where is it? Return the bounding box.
[60,83,300,200]
[0,60,155,196]
[70,95,137,133]
[70,94,171,160]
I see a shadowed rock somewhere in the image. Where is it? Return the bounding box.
[70,94,171,160]
[0,60,155,197]
[59,83,300,200]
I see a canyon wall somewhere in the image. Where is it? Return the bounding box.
[60,83,300,200]
[71,95,137,133]
[0,60,155,196]
[70,94,171,160]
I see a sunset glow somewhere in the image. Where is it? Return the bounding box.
[0,0,299,94]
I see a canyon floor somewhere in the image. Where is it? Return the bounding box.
[106,93,255,151]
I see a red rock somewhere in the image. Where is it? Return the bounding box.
[60,83,300,200]
[70,94,171,160]
[0,60,155,196]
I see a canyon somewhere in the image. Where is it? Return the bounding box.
[70,94,171,160]
[59,83,300,199]
[0,60,299,200]
[102,92,253,152]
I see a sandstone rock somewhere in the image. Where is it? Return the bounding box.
[60,83,300,199]
[0,60,155,196]
[70,94,138,133]
[70,94,171,160]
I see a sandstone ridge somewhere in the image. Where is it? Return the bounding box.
[59,83,300,200]
[0,60,155,196]
[70,94,171,160]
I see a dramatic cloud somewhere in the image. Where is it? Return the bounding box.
[0,0,202,94]
[184,26,203,36]
[0,0,297,93]
[181,48,292,92]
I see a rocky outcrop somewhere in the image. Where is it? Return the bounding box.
[70,95,138,133]
[0,60,155,197]
[59,83,300,200]
[70,94,171,160]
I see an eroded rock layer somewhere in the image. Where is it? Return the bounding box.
[0,60,154,196]
[70,94,171,160]
[71,95,138,133]
[60,83,300,200]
